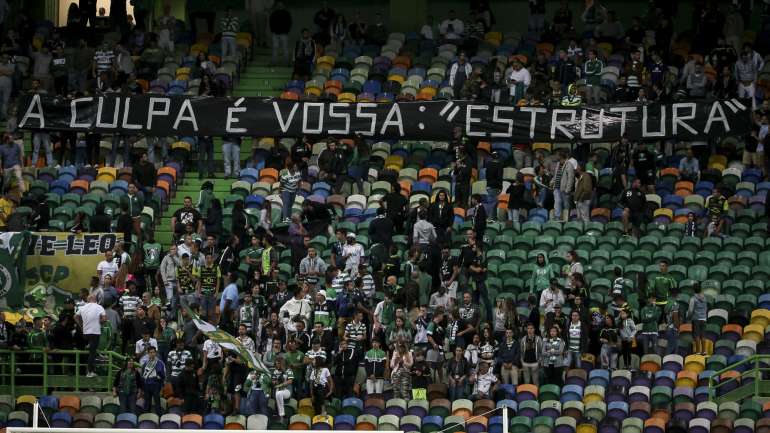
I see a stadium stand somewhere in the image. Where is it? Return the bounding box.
[1,1,770,433]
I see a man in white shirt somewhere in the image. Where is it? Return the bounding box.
[135,329,159,364]
[202,337,223,370]
[96,250,118,286]
[279,284,313,332]
[440,10,464,40]
[539,279,566,314]
[342,233,365,278]
[75,295,106,377]
[508,60,532,103]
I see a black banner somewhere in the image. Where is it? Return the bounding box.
[16,95,752,142]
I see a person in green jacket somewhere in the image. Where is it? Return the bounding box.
[651,260,677,309]
[143,232,162,293]
[639,294,661,357]
[529,253,555,294]
[583,49,604,104]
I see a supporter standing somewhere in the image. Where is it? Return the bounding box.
[279,160,301,221]
[140,346,166,415]
[574,164,593,222]
[75,294,106,378]
[220,9,239,58]
[621,178,645,237]
[688,283,708,355]
[112,358,140,413]
[269,2,292,65]
[0,133,24,193]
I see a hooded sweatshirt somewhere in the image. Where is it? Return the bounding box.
[529,254,555,294]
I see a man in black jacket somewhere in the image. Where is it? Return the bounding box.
[177,359,200,413]
[334,339,360,397]
[470,194,486,245]
[269,2,293,65]
[485,151,503,220]
[384,183,408,234]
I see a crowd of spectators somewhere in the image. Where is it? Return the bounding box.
[1,0,770,423]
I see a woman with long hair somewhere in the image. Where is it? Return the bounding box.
[390,342,413,399]
[309,356,334,415]
[205,198,222,239]
[543,326,566,386]
[429,189,454,241]
[386,316,412,351]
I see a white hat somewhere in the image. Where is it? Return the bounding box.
[318,290,327,299]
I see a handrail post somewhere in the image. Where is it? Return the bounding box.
[756,356,761,399]
[9,352,15,398]
[75,351,80,392]
[43,351,48,392]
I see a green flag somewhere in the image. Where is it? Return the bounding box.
[0,232,30,308]
[184,306,269,374]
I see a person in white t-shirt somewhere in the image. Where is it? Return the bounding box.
[135,329,159,365]
[202,338,223,371]
[96,250,119,286]
[470,361,498,399]
[342,233,365,278]
[75,295,106,377]
[439,10,464,40]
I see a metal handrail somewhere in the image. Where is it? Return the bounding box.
[707,354,770,401]
[0,349,127,397]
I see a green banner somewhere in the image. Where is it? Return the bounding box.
[0,232,32,309]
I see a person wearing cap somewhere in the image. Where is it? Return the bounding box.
[342,232,364,278]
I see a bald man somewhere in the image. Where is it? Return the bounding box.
[75,294,107,377]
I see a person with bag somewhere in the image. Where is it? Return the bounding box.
[618,309,637,368]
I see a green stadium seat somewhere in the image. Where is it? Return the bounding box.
[542,220,563,237]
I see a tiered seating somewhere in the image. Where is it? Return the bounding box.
[281,31,525,102]
[23,163,180,233]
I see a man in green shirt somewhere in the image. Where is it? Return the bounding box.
[283,339,305,397]
[143,232,162,293]
[583,49,604,104]
[242,235,262,270]
[177,253,196,306]
[122,183,143,242]
[663,292,681,356]
[28,317,48,362]
[652,260,677,309]
[639,293,661,356]
[196,253,221,321]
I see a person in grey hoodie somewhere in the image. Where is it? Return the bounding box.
[688,283,708,355]
[159,244,180,311]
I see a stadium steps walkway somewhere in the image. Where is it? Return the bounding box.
[153,49,292,244]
